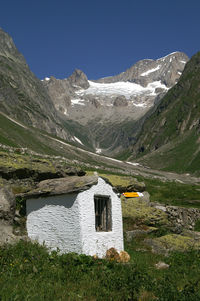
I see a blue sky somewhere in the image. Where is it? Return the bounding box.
[1,0,200,80]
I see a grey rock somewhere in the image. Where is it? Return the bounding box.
[0,187,15,221]
[139,191,150,203]
[102,175,146,193]
[126,226,157,242]
[0,220,17,245]
[0,163,85,181]
[68,69,89,89]
[144,238,169,256]
[181,230,200,240]
[166,206,200,232]
[22,175,98,198]
[91,98,101,108]
[155,261,170,269]
[113,96,128,107]
[149,203,200,232]
[154,205,167,212]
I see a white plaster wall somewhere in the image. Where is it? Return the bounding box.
[26,177,124,258]
[78,177,124,258]
[26,193,82,254]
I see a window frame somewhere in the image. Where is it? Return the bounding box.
[94,194,112,232]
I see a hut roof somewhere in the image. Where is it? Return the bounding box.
[22,175,98,199]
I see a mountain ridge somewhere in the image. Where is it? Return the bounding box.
[128,51,200,175]
[43,51,188,155]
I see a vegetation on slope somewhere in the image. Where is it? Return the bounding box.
[129,51,200,175]
[1,240,200,300]
[139,176,200,208]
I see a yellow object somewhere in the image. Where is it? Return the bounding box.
[122,192,139,198]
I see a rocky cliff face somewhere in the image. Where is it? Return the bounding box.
[42,69,90,115]
[0,28,73,140]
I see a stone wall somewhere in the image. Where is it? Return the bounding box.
[153,204,200,232]
[166,206,200,232]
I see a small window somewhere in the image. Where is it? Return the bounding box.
[94,195,112,232]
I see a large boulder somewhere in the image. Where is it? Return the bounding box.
[0,220,18,245]
[113,96,128,107]
[0,187,22,246]
[122,198,169,227]
[101,174,145,193]
[144,234,200,255]
[0,187,15,221]
[0,161,86,181]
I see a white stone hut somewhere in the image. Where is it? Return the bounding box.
[25,175,124,258]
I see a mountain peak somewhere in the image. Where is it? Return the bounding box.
[95,51,189,88]
[0,28,27,65]
[67,69,89,89]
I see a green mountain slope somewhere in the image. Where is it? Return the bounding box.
[129,51,200,175]
[0,111,129,172]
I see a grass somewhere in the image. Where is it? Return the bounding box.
[194,220,200,231]
[0,113,62,156]
[136,176,200,208]
[1,240,200,300]
[137,130,200,176]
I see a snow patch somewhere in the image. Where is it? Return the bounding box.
[77,80,168,100]
[107,157,123,163]
[180,60,186,64]
[71,98,85,106]
[63,109,68,115]
[133,103,147,107]
[141,65,161,76]
[96,148,102,154]
[126,161,140,166]
[147,81,168,95]
[72,136,84,145]
[158,51,180,61]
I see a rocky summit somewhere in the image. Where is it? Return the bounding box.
[43,51,188,155]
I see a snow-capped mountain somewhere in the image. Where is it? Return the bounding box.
[42,51,189,155]
[75,80,168,106]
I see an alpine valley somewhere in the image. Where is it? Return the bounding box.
[2,21,200,301]
[0,27,199,176]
